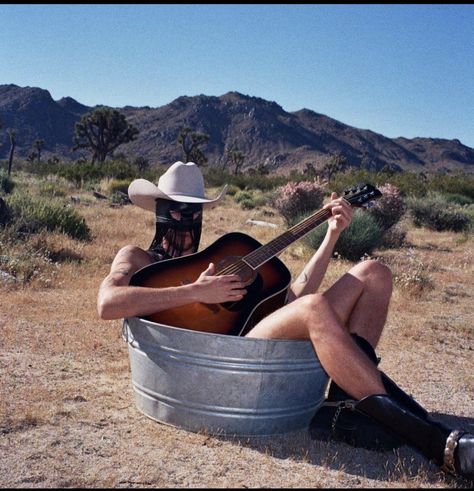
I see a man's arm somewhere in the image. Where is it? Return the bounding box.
[97,245,247,320]
[287,193,353,301]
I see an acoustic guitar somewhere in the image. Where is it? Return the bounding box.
[130,183,382,336]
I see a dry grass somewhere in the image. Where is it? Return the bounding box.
[0,183,473,488]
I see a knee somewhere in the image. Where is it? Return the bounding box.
[353,259,392,291]
[297,293,337,335]
[298,292,326,316]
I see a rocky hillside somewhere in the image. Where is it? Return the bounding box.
[1,83,473,173]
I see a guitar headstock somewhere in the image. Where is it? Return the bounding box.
[343,183,382,208]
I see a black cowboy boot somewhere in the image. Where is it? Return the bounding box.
[310,333,406,451]
[355,394,474,480]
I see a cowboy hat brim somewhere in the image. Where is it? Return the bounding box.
[128,178,227,213]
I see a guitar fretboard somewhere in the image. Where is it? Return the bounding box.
[243,209,331,269]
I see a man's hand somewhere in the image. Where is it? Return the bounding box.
[194,263,247,303]
[324,192,353,235]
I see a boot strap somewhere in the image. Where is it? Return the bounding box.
[322,400,357,433]
[441,429,465,476]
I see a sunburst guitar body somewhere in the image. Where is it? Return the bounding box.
[129,183,382,336]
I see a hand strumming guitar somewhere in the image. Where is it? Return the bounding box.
[193,262,247,304]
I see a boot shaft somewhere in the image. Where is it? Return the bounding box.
[355,394,473,479]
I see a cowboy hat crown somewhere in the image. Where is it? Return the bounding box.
[128,161,227,212]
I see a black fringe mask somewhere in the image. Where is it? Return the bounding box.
[148,199,203,259]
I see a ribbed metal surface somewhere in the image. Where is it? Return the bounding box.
[124,316,329,436]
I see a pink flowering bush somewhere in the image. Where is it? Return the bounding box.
[367,183,406,231]
[273,178,327,225]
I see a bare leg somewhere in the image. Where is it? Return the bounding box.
[245,260,393,400]
[322,259,393,348]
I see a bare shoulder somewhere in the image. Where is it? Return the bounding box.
[112,245,151,268]
[105,245,152,287]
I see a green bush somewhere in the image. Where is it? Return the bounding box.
[305,209,384,262]
[234,189,267,209]
[224,184,240,196]
[55,159,139,188]
[57,161,103,188]
[407,195,470,232]
[3,192,92,241]
[204,168,287,191]
[108,178,132,195]
[330,168,428,198]
[101,160,137,180]
[38,181,67,198]
[444,193,473,206]
[428,173,474,201]
[0,169,15,195]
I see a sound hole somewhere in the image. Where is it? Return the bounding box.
[216,256,261,312]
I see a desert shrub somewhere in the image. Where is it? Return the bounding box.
[444,193,473,206]
[385,171,429,197]
[101,160,137,180]
[305,209,384,262]
[204,168,287,191]
[234,189,267,209]
[272,178,327,225]
[407,195,470,232]
[56,159,138,188]
[38,181,67,198]
[391,250,434,297]
[108,178,132,195]
[330,168,377,196]
[330,168,428,198]
[0,169,15,195]
[3,192,92,241]
[428,173,474,201]
[0,229,84,288]
[377,223,408,249]
[0,243,59,287]
[224,184,240,196]
[367,183,406,231]
[57,161,103,188]
[462,205,474,231]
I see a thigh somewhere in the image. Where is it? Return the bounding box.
[321,271,365,327]
[244,296,312,340]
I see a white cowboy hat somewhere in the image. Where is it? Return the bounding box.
[128,161,227,213]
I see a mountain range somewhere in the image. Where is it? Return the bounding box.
[0,83,473,174]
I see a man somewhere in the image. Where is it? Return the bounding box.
[98,161,473,480]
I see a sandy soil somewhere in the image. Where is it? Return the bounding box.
[1,198,473,488]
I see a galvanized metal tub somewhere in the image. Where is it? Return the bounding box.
[123,316,329,436]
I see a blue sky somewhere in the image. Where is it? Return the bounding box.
[1,4,473,147]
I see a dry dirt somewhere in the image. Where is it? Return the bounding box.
[0,191,473,488]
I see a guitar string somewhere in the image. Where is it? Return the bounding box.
[215,208,331,277]
[213,192,368,276]
[216,208,332,276]
[240,193,363,269]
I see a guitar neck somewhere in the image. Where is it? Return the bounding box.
[243,207,332,269]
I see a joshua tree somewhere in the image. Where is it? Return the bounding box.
[7,129,17,177]
[226,145,245,175]
[73,107,139,163]
[177,126,209,166]
[133,156,150,173]
[34,139,45,163]
[321,153,347,181]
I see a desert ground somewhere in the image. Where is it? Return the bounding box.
[0,185,473,488]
